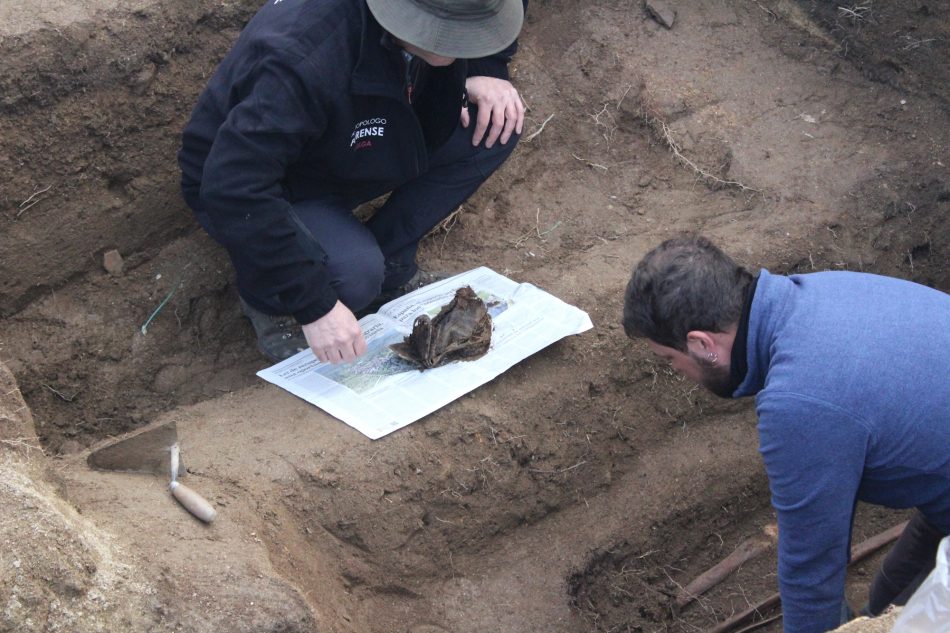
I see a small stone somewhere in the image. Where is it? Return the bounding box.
[645,0,676,29]
[130,63,157,95]
[59,440,83,455]
[103,249,124,275]
[638,174,654,188]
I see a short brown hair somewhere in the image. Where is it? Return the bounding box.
[622,235,753,351]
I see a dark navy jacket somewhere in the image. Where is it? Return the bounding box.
[734,270,950,633]
[179,0,520,324]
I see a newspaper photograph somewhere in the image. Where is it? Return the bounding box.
[256,267,594,439]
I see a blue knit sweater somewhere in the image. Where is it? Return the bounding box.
[734,270,950,633]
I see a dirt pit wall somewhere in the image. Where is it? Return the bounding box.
[1,1,948,632]
[0,0,260,317]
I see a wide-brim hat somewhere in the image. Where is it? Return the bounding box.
[366,0,524,59]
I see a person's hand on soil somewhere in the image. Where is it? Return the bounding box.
[302,301,367,364]
[461,76,525,148]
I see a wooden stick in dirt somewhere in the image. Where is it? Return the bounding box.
[705,520,908,633]
[849,521,908,565]
[676,524,778,610]
[707,594,781,633]
[733,613,782,633]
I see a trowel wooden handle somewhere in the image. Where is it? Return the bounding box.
[169,480,217,523]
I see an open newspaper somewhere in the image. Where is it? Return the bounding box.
[257,267,593,439]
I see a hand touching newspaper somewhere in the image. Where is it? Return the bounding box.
[257,268,593,439]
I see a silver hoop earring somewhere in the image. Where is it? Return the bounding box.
[706,352,718,364]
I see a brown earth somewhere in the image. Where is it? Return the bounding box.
[1,1,948,632]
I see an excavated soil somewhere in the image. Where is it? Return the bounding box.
[1,1,947,632]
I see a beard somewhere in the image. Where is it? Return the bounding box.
[691,353,735,398]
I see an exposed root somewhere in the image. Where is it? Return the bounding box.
[707,521,907,633]
[571,153,609,171]
[651,116,758,193]
[675,524,777,610]
[16,184,52,219]
[0,437,46,459]
[424,205,464,257]
[523,112,555,143]
[513,207,561,248]
[591,102,617,146]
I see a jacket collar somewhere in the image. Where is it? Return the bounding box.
[734,269,791,397]
[351,1,408,99]
[725,274,758,396]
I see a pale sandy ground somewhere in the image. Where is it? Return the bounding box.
[0,0,157,36]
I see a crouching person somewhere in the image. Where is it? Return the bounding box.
[178,0,527,363]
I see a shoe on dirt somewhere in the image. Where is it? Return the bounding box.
[359,269,452,317]
[239,297,308,362]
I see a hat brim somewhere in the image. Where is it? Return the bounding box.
[367,0,524,59]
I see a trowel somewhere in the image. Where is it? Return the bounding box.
[87,421,217,523]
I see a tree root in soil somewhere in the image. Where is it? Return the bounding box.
[704,521,908,633]
[675,523,778,610]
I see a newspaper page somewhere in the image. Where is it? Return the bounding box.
[256,267,594,439]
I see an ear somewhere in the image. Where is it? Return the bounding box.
[685,331,716,357]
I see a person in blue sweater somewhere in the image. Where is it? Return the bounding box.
[622,234,950,632]
[178,0,526,363]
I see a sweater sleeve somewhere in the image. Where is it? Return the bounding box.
[464,0,528,80]
[756,393,870,633]
[198,58,338,325]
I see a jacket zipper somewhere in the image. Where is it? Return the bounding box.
[397,50,426,173]
[402,51,415,104]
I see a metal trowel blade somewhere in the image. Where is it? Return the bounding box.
[86,421,180,477]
